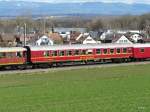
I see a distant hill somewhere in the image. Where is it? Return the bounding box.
[0,1,150,17]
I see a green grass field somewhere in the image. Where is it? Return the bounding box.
[0,64,150,112]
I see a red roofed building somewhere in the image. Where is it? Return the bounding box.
[48,32,63,44]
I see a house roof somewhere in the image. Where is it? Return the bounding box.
[103,33,134,43]
[0,33,15,42]
[70,32,81,40]
[89,31,103,39]
[104,34,114,41]
[78,36,88,42]
[111,34,122,43]
[112,34,134,43]
[48,33,63,42]
[142,37,150,42]
[17,34,37,42]
[124,32,145,38]
[76,35,88,43]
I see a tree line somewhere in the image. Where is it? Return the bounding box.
[0,13,149,36]
[87,13,150,36]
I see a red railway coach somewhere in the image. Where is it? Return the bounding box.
[29,44,134,65]
[0,47,27,68]
[133,44,150,59]
[1,43,150,69]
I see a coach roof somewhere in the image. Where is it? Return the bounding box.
[29,44,134,51]
[0,47,27,52]
[133,43,150,48]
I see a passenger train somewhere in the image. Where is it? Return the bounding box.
[0,43,150,69]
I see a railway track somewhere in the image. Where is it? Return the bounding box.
[0,61,150,75]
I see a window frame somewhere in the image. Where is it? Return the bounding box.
[59,50,65,56]
[0,52,6,58]
[103,49,108,54]
[140,48,145,53]
[6,52,15,58]
[44,51,50,57]
[87,49,93,55]
[96,49,101,54]
[74,50,80,55]
[67,50,72,56]
[128,48,132,53]
[123,48,127,53]
[52,51,58,56]
[116,48,121,54]
[81,49,87,55]
[110,49,114,54]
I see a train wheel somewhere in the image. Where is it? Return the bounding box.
[0,66,4,70]
[49,63,53,68]
[56,62,63,67]
[121,58,125,63]
[17,65,26,70]
[5,66,12,70]
[84,60,87,64]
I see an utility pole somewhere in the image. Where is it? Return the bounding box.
[43,17,46,34]
[24,23,26,46]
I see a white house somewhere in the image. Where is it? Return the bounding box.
[130,34,142,43]
[36,35,54,46]
[100,32,106,40]
[100,30,114,40]
[83,35,97,44]
[114,35,133,44]
[59,32,70,38]
[76,33,89,41]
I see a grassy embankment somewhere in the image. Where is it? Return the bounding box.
[0,64,150,112]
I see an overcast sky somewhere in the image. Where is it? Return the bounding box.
[1,0,150,4]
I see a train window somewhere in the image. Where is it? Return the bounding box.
[87,49,93,55]
[16,52,22,57]
[44,51,49,57]
[123,48,127,53]
[96,49,101,54]
[59,51,65,56]
[0,53,2,58]
[52,51,57,56]
[110,49,114,54]
[67,50,72,56]
[81,50,86,55]
[23,52,27,58]
[75,50,80,55]
[128,48,132,53]
[117,48,121,54]
[0,53,4,58]
[2,53,6,57]
[103,49,108,54]
[140,48,145,53]
[0,52,5,58]
[6,52,14,58]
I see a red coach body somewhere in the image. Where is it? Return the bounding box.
[0,47,27,66]
[1,43,150,69]
[29,44,134,64]
[133,44,150,59]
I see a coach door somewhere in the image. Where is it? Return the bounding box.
[23,51,27,62]
[23,46,31,64]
